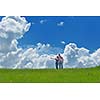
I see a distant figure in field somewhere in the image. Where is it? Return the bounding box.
[51,54,64,69]
[51,56,59,69]
[55,56,59,69]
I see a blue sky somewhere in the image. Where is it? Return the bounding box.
[0,16,100,68]
[1,16,100,52]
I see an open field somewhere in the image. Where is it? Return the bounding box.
[0,67,100,83]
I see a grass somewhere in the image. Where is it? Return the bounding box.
[0,66,100,83]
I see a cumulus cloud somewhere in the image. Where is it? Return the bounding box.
[34,43,63,55]
[0,16,100,69]
[57,21,64,26]
[0,16,31,68]
[14,47,55,69]
[63,43,98,68]
[0,16,31,53]
[15,42,99,69]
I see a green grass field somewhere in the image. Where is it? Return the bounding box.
[0,66,100,83]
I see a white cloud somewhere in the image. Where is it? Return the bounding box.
[19,42,99,69]
[63,43,98,68]
[0,16,31,68]
[91,49,100,66]
[40,19,47,24]
[14,47,55,69]
[35,43,62,55]
[57,21,64,26]
[0,16,31,53]
[61,41,66,44]
[0,16,100,69]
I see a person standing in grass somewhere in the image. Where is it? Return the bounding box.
[55,56,59,69]
[58,54,64,69]
[51,56,59,69]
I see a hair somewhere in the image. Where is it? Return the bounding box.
[58,54,60,56]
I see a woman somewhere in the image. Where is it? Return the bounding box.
[58,54,64,69]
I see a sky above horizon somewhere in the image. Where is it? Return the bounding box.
[7,16,100,52]
[1,16,100,68]
[0,16,100,52]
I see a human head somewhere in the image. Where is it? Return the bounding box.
[58,54,61,56]
[57,56,59,58]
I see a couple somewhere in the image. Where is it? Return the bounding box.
[51,54,64,69]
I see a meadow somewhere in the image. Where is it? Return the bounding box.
[0,66,100,83]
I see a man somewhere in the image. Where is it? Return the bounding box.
[51,56,59,69]
[55,56,59,69]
